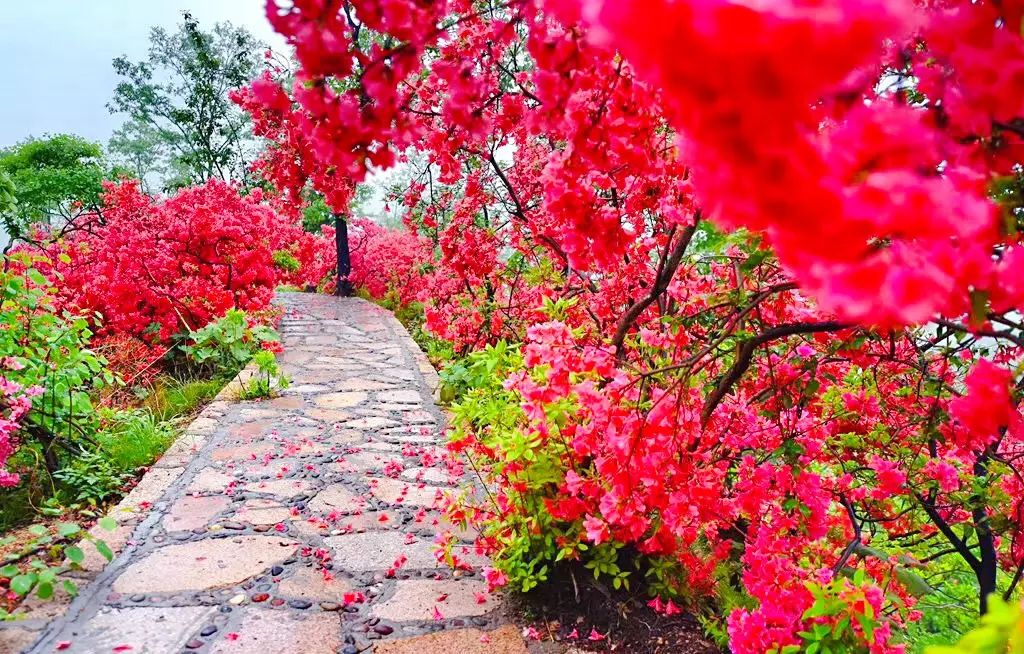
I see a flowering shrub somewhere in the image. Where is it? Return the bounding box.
[37,179,307,343]
[241,0,1024,650]
[0,260,110,483]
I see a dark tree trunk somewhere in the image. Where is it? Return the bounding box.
[974,453,998,614]
[334,214,353,297]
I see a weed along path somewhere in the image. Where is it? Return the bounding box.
[13,293,528,654]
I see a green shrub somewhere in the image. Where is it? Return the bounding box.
[239,350,289,399]
[272,249,301,273]
[926,596,1023,654]
[181,309,281,378]
[53,451,130,505]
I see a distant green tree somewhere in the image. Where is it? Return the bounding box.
[108,12,264,187]
[107,119,166,193]
[0,134,107,240]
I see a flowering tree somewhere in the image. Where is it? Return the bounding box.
[241,1,1024,651]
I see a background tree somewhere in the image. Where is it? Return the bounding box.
[107,119,167,193]
[108,13,263,187]
[0,134,107,242]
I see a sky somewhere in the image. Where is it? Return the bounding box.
[0,0,287,149]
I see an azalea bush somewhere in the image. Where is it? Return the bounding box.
[240,0,1024,651]
[35,179,307,343]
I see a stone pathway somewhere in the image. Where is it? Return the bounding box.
[6,294,527,654]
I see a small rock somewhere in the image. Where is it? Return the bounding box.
[270,565,284,576]
[270,598,286,607]
[222,521,245,530]
[342,647,358,654]
[374,625,394,635]
[288,599,313,609]
[320,602,341,611]
[200,625,218,637]
[185,639,204,649]
[228,594,246,605]
[130,594,146,602]
[251,592,270,602]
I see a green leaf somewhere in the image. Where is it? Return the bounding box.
[11,574,35,596]
[57,522,81,538]
[36,581,53,600]
[65,546,85,564]
[98,517,117,531]
[94,540,114,562]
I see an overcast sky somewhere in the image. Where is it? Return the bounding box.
[0,1,287,149]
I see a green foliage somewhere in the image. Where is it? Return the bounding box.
[95,409,175,472]
[107,119,167,192]
[778,572,885,654]
[238,349,289,400]
[302,192,333,232]
[0,518,116,620]
[143,377,224,422]
[441,342,628,592]
[108,12,263,186]
[53,451,130,505]
[0,260,112,473]
[0,134,107,238]
[182,309,281,378]
[272,249,301,273]
[926,596,1023,654]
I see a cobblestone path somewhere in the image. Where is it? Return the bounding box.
[10,294,527,654]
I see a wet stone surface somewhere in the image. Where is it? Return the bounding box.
[14,294,522,654]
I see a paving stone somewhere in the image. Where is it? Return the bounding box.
[371,579,496,621]
[376,389,424,404]
[188,468,237,493]
[242,477,314,497]
[328,451,391,472]
[156,430,211,468]
[0,627,38,653]
[307,483,362,514]
[112,537,299,593]
[210,608,341,654]
[400,467,454,485]
[268,394,307,409]
[370,477,443,507]
[314,391,368,409]
[343,416,400,430]
[371,626,527,654]
[211,442,276,462]
[163,495,232,531]
[277,564,352,601]
[117,466,183,514]
[306,407,355,423]
[236,498,293,526]
[324,531,440,572]
[60,606,217,654]
[336,379,396,392]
